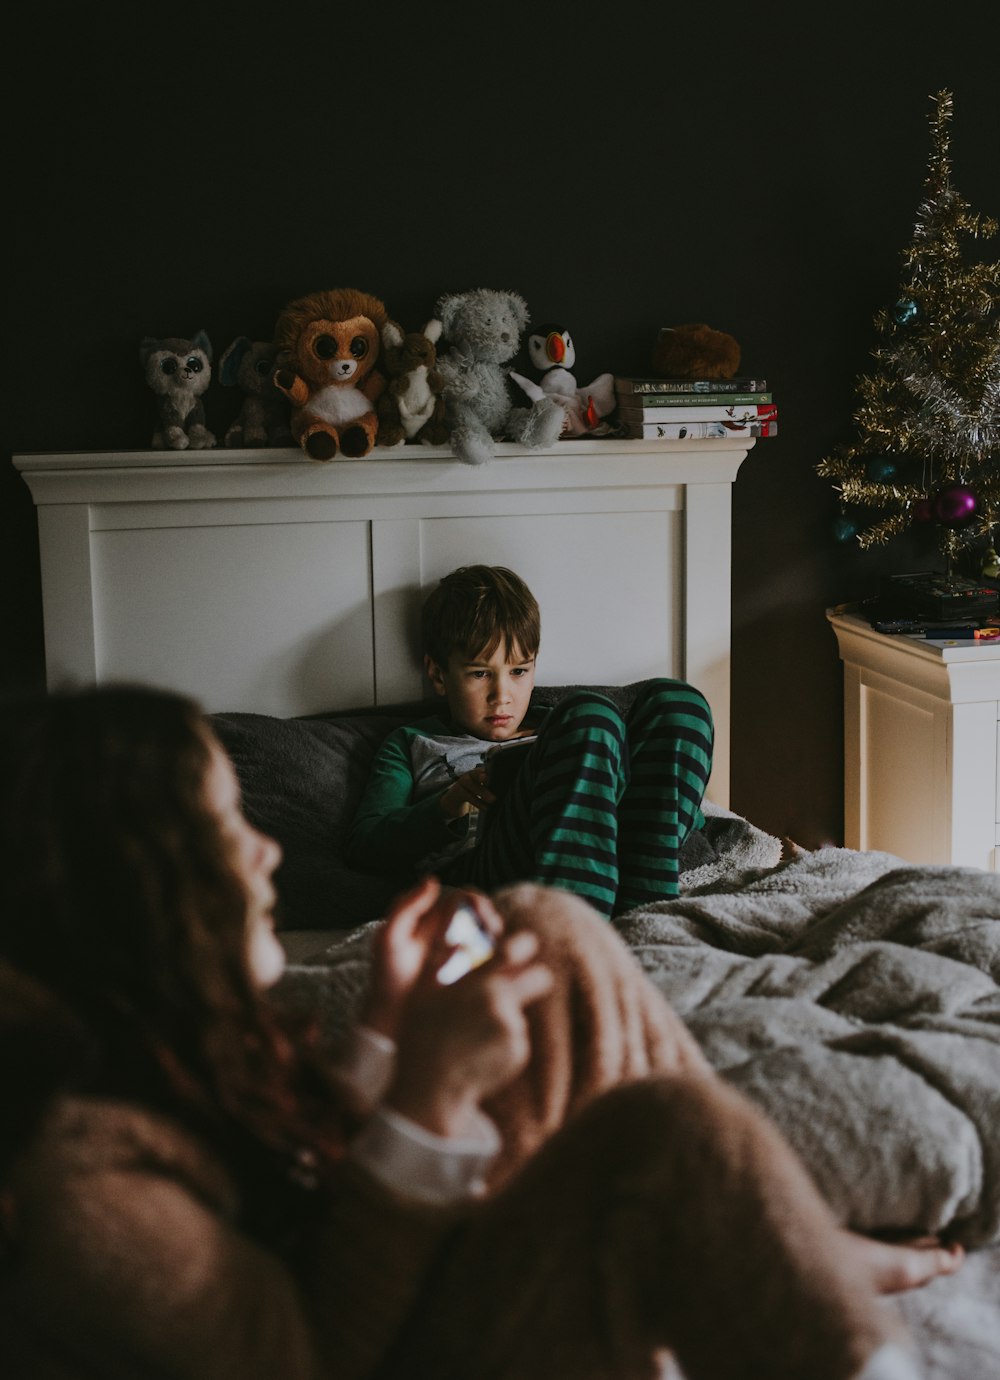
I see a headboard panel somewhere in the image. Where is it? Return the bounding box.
[14,437,753,805]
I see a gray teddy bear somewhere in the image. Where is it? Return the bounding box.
[434,288,565,465]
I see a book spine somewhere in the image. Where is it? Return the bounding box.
[626,420,778,439]
[615,376,768,394]
[616,391,773,408]
[618,403,777,422]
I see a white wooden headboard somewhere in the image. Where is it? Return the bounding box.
[14,437,753,806]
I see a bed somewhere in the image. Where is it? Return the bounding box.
[14,437,1000,1377]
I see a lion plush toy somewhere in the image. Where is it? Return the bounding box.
[435,288,565,465]
[651,323,741,380]
[273,287,388,460]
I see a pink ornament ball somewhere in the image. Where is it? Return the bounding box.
[933,484,977,527]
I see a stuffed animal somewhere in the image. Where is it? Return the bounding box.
[218,337,294,448]
[375,319,447,447]
[272,288,388,460]
[139,331,216,450]
[651,323,741,380]
[434,288,565,465]
[509,323,617,436]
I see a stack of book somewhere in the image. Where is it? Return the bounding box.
[614,375,777,440]
[874,571,999,626]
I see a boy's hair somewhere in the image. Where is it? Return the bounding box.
[422,565,540,667]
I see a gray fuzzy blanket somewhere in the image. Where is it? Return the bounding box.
[618,848,1000,1248]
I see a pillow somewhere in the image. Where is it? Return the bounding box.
[212,707,421,932]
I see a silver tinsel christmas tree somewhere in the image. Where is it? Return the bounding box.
[817,90,1000,567]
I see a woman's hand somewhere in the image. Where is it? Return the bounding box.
[362,880,504,1041]
[439,767,495,820]
[384,928,553,1139]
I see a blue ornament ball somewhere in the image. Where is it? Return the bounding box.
[865,457,897,482]
[893,297,920,326]
[832,515,859,543]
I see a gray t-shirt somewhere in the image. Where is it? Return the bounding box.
[408,729,492,867]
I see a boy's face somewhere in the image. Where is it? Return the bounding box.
[425,641,536,741]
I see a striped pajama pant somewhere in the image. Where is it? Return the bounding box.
[442,680,714,919]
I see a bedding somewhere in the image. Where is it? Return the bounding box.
[218,692,1000,1379]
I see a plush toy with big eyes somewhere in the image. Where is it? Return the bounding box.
[218,337,293,448]
[272,288,389,460]
[139,330,216,450]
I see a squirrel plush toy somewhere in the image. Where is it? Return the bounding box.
[651,323,741,380]
[272,287,388,460]
[376,319,446,447]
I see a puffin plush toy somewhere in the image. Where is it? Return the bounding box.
[509,324,616,436]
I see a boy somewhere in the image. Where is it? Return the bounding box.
[347,565,713,919]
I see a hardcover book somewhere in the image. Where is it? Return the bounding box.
[616,390,773,408]
[614,376,768,395]
[618,403,777,424]
[877,572,999,622]
[625,419,778,439]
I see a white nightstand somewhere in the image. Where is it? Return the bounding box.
[828,609,1000,870]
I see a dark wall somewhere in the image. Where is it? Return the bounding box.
[3,6,996,845]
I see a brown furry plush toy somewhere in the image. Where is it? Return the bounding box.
[273,287,389,460]
[375,318,447,447]
[651,322,741,380]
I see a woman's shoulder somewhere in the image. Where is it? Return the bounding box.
[13,1094,239,1218]
[0,1096,321,1380]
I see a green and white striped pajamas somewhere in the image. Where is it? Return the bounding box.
[445,681,713,918]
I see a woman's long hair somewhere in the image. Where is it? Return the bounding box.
[0,684,348,1227]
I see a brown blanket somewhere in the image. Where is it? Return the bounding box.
[483,882,710,1187]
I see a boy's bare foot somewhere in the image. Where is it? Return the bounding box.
[843,1230,965,1294]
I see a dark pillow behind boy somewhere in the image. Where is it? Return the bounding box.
[212,707,418,933]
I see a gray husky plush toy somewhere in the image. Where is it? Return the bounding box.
[434,288,564,465]
[139,330,216,450]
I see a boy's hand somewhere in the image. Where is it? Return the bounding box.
[440,767,496,820]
